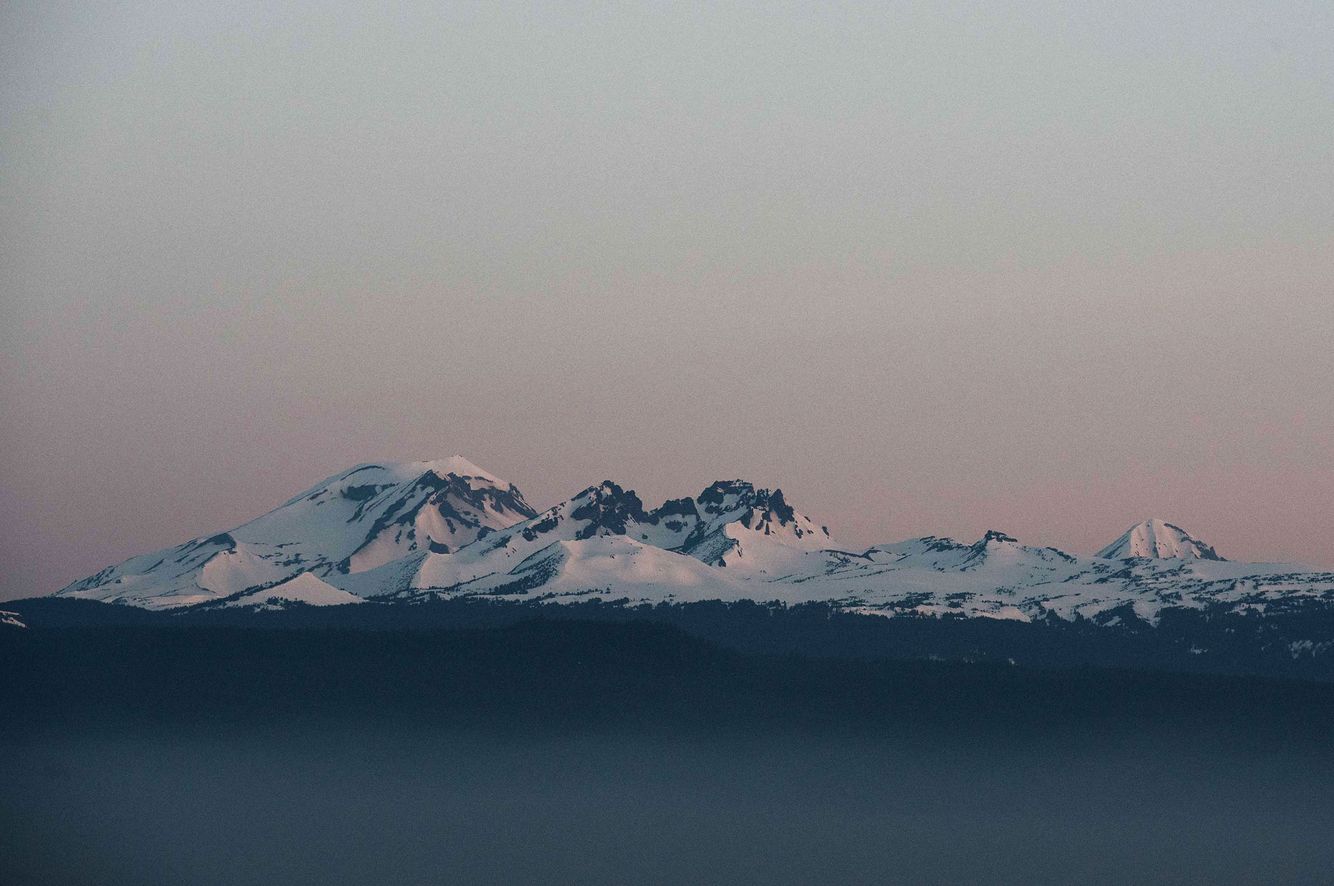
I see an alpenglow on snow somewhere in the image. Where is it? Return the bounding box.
[58,457,1334,622]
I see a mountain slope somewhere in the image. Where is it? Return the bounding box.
[676,481,832,572]
[800,532,1329,624]
[53,460,1334,630]
[1097,519,1224,561]
[214,572,366,610]
[56,457,535,609]
[395,479,833,600]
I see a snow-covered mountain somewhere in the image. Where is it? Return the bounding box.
[789,531,1329,624]
[57,457,536,609]
[54,458,1334,625]
[677,480,832,571]
[1096,519,1224,561]
[375,478,830,601]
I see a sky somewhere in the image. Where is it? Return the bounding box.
[2,1,1332,600]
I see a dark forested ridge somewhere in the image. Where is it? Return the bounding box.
[7,594,1334,682]
[4,615,1334,747]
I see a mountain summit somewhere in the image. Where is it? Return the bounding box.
[54,460,1334,624]
[1096,519,1225,561]
[58,457,535,608]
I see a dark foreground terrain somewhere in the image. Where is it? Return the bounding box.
[4,618,1334,885]
[11,595,1334,682]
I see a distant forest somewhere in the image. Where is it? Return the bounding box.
[8,595,1334,682]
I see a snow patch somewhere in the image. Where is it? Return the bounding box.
[222,573,364,609]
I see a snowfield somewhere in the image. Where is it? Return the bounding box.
[56,458,1334,623]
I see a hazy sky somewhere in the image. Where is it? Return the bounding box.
[2,1,1332,599]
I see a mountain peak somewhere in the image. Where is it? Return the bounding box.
[568,481,650,538]
[975,530,1019,547]
[695,480,800,525]
[56,456,540,607]
[416,456,505,486]
[697,480,756,509]
[1097,519,1224,561]
[674,479,830,568]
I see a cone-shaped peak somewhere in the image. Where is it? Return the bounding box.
[1097,519,1224,561]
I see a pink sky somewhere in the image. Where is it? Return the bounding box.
[2,2,1332,599]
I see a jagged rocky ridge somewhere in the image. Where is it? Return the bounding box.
[56,459,1334,625]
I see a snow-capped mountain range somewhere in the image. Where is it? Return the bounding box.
[56,457,1334,623]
